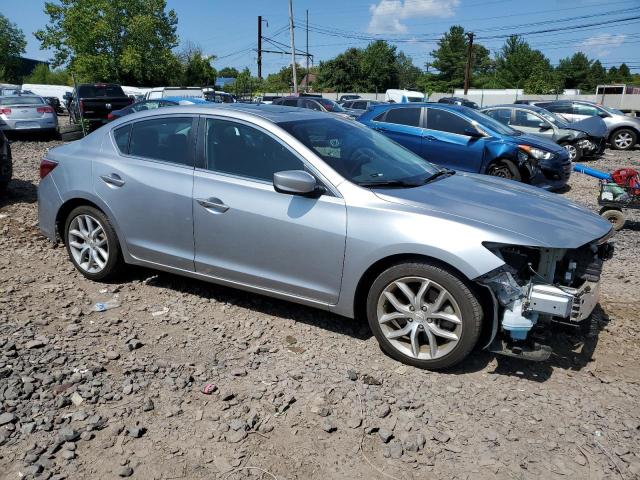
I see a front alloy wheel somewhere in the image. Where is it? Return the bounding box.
[562,142,581,162]
[367,262,483,369]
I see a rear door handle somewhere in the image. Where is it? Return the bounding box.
[196,197,229,213]
[100,174,125,187]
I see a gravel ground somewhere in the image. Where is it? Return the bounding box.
[1,137,639,480]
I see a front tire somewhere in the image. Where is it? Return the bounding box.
[486,159,521,182]
[610,128,637,151]
[561,142,582,162]
[64,206,122,281]
[366,261,483,370]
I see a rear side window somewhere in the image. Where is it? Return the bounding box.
[484,109,511,125]
[545,104,572,115]
[353,101,366,110]
[113,124,131,154]
[426,109,471,135]
[383,107,422,127]
[129,117,194,166]
[283,99,298,107]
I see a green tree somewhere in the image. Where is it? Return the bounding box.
[262,64,308,93]
[589,60,608,88]
[35,0,180,85]
[316,48,363,92]
[0,13,27,83]
[618,63,633,82]
[430,25,490,90]
[218,67,240,78]
[227,67,260,97]
[494,36,555,91]
[360,40,398,92]
[23,63,72,85]
[395,52,422,89]
[179,43,216,86]
[556,52,593,91]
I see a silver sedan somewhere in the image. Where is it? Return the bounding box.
[0,95,58,133]
[37,104,613,369]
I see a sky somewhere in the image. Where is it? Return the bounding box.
[2,0,640,76]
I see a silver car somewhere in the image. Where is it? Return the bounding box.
[0,95,58,133]
[535,100,640,151]
[37,105,614,369]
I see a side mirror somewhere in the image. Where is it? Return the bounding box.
[464,126,484,137]
[598,111,611,118]
[538,122,552,131]
[273,170,323,197]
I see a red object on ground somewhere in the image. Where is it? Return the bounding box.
[611,168,640,194]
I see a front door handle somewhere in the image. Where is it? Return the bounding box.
[196,197,229,213]
[423,135,437,141]
[100,174,125,187]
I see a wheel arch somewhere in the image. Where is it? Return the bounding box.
[608,125,639,144]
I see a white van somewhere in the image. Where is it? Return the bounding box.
[384,89,425,103]
[145,87,204,100]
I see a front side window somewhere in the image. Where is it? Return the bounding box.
[303,99,323,111]
[353,101,366,110]
[574,103,600,116]
[129,117,194,166]
[383,107,422,127]
[133,101,162,112]
[426,109,471,135]
[484,109,511,125]
[512,110,546,128]
[278,118,438,186]
[204,118,304,182]
[545,103,572,115]
[283,99,298,107]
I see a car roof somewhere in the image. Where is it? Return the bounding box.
[109,103,332,124]
[482,104,548,113]
[0,95,44,102]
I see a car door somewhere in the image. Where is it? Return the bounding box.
[371,106,424,156]
[423,107,485,172]
[511,109,554,140]
[94,116,197,270]
[192,116,347,304]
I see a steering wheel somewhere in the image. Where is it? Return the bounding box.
[345,147,377,177]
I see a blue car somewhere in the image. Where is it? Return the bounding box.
[358,103,571,190]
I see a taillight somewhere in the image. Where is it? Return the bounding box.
[79,100,85,112]
[40,158,58,179]
[107,112,114,121]
[128,97,134,104]
[0,107,11,115]
[37,106,54,114]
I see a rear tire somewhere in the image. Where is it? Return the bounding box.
[599,208,625,231]
[610,128,637,151]
[366,261,483,370]
[64,205,122,281]
[486,159,521,182]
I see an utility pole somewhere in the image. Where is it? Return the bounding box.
[288,0,298,93]
[463,31,474,95]
[305,9,309,90]
[257,16,262,80]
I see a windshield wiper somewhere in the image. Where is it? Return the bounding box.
[358,179,421,188]
[423,168,455,184]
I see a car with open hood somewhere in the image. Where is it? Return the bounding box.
[481,104,607,161]
[38,104,613,369]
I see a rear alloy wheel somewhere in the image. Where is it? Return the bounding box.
[561,142,582,162]
[486,159,521,182]
[367,262,483,370]
[64,206,122,281]
[610,129,637,151]
[599,208,625,231]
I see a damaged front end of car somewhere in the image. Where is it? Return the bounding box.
[477,235,615,361]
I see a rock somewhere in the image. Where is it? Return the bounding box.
[388,439,404,459]
[58,427,79,442]
[61,449,76,460]
[230,368,247,377]
[0,412,16,425]
[26,339,46,349]
[230,419,247,431]
[80,432,95,441]
[143,398,154,412]
[361,374,382,386]
[126,339,143,351]
[379,429,393,443]
[127,426,146,438]
[433,431,450,443]
[376,404,391,418]
[226,429,247,443]
[347,416,362,429]
[118,466,133,477]
[321,418,337,433]
[347,370,358,381]
[220,391,235,401]
[70,392,83,406]
[317,406,331,417]
[106,351,120,360]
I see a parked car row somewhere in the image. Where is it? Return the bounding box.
[37,103,615,369]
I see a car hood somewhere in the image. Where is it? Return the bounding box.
[511,133,566,154]
[373,172,611,249]
[571,116,608,137]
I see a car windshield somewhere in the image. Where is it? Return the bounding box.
[317,98,346,112]
[278,118,439,186]
[0,96,44,105]
[407,97,424,102]
[463,108,519,136]
[600,104,624,115]
[77,85,125,97]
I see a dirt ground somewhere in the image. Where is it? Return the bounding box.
[1,136,639,480]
